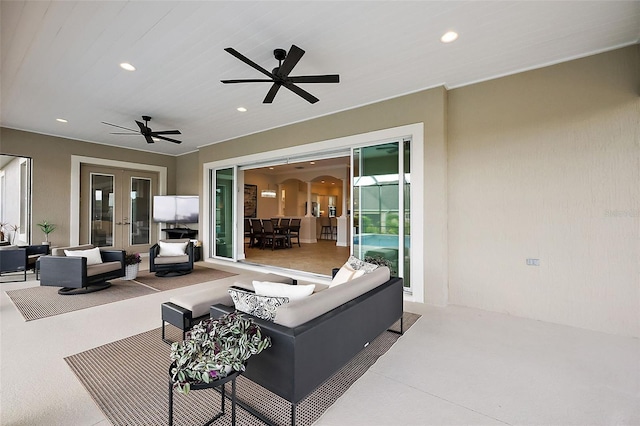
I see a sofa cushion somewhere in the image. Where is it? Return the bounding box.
[64,247,103,265]
[170,285,234,317]
[274,266,391,328]
[330,263,365,287]
[52,244,94,256]
[158,240,188,257]
[228,286,289,321]
[346,255,379,273]
[253,281,315,301]
[86,261,121,277]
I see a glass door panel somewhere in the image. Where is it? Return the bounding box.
[130,177,151,246]
[90,173,114,247]
[352,140,410,289]
[213,167,235,259]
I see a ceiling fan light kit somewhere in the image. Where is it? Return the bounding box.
[221,44,340,104]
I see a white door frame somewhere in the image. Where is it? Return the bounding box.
[202,123,424,303]
[70,155,167,246]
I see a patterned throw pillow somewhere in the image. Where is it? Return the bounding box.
[228,286,289,321]
[346,255,378,273]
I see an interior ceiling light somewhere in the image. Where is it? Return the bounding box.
[56,118,68,123]
[237,107,247,112]
[120,62,136,71]
[440,31,458,43]
[310,161,315,164]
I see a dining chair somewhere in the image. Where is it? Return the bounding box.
[250,219,265,248]
[288,218,301,247]
[261,219,287,250]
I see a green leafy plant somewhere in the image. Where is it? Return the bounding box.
[37,220,56,242]
[169,312,271,395]
[124,252,142,266]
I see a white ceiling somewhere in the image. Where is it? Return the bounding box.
[2,1,639,156]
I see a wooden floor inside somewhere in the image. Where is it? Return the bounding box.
[243,239,350,276]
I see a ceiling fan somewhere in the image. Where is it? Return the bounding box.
[101,116,182,144]
[221,44,339,104]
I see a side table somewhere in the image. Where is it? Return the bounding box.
[169,368,240,426]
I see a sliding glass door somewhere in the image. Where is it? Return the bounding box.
[211,167,236,259]
[352,140,411,290]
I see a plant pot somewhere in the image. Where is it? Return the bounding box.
[123,263,139,280]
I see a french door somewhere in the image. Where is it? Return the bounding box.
[80,165,158,253]
[352,139,411,290]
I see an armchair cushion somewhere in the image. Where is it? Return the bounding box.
[153,254,189,264]
[158,241,188,257]
[64,247,103,265]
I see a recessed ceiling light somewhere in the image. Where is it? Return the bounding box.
[269,167,274,170]
[56,118,68,123]
[310,161,315,165]
[120,62,136,71]
[440,31,458,43]
[237,107,247,112]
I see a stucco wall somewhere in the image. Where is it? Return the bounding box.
[447,45,640,337]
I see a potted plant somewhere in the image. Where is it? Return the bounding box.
[37,220,56,244]
[123,252,142,280]
[170,312,271,395]
[364,254,397,276]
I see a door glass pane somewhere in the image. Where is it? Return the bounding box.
[353,142,400,277]
[130,178,151,245]
[403,140,411,289]
[91,174,114,247]
[214,168,234,259]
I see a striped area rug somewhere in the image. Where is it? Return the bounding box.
[6,266,236,321]
[65,312,420,426]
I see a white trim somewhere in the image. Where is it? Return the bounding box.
[70,156,167,245]
[202,123,425,303]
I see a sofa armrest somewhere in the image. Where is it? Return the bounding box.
[0,249,27,272]
[100,249,125,263]
[39,255,88,288]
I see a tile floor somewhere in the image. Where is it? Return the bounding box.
[1,261,638,425]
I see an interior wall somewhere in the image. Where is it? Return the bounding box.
[0,128,177,247]
[175,152,199,195]
[244,171,279,218]
[447,45,640,337]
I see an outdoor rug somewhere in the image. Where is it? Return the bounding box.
[65,312,420,426]
[133,266,236,292]
[6,266,236,321]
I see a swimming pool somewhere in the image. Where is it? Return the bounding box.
[353,233,410,248]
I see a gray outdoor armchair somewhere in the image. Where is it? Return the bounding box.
[0,244,49,282]
[149,239,194,277]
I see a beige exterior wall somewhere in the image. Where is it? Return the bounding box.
[0,128,177,247]
[447,45,639,337]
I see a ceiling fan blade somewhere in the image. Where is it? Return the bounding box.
[143,135,154,144]
[224,48,275,79]
[151,130,181,135]
[135,120,147,132]
[288,74,340,84]
[221,79,274,84]
[263,83,282,103]
[154,135,182,144]
[283,81,319,104]
[101,121,138,132]
[277,45,305,78]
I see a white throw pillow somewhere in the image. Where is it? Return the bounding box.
[330,263,365,287]
[253,281,315,301]
[158,241,188,257]
[64,247,103,266]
